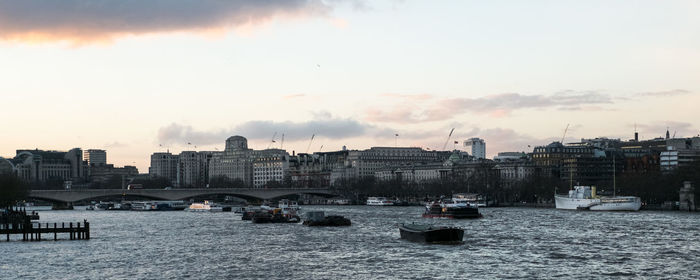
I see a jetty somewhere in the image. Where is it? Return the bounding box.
[1,207,90,242]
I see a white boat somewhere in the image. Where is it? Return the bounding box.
[555,186,641,211]
[366,197,394,206]
[131,201,156,211]
[187,201,223,212]
[451,193,489,207]
[278,199,300,211]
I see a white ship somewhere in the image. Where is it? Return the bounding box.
[186,201,223,212]
[555,186,641,211]
[366,197,394,206]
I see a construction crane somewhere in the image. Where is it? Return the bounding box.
[442,128,455,151]
[280,133,285,149]
[561,124,569,143]
[319,145,324,152]
[267,132,277,149]
[305,134,315,154]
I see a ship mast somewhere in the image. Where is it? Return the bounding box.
[613,154,616,197]
[569,164,573,190]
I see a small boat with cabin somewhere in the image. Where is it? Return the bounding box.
[251,208,300,223]
[302,211,351,226]
[399,223,464,243]
[366,197,394,206]
[423,197,482,219]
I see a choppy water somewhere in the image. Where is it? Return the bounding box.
[2,206,700,279]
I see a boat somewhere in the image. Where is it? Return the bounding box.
[92,201,130,211]
[555,155,641,211]
[251,208,300,223]
[302,211,351,226]
[452,193,493,207]
[366,197,394,206]
[160,201,188,211]
[131,201,155,211]
[278,199,300,212]
[555,186,641,211]
[399,223,464,243]
[422,197,482,219]
[186,201,224,212]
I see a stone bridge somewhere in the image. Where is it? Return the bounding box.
[29,188,336,203]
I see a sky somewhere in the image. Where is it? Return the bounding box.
[0,0,699,172]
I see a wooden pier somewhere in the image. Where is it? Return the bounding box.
[1,220,90,241]
[1,207,89,242]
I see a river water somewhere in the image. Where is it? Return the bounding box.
[2,206,699,279]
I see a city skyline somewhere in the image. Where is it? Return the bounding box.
[1,0,699,172]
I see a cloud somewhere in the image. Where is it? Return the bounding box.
[157,115,394,146]
[366,91,613,123]
[282,94,306,99]
[635,89,692,97]
[0,0,342,43]
[103,141,128,148]
[156,116,585,158]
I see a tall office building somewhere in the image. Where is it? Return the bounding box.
[176,151,213,188]
[84,149,107,166]
[464,138,486,159]
[149,152,178,185]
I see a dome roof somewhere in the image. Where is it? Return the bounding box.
[448,151,461,162]
[226,135,247,142]
[225,135,248,151]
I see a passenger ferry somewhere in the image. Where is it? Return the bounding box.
[366,197,394,206]
[187,201,224,212]
[555,186,641,211]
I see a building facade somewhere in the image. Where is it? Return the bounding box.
[346,147,449,178]
[252,150,290,188]
[83,149,107,166]
[464,138,486,159]
[176,151,213,188]
[9,148,86,185]
[208,136,255,186]
[149,152,178,185]
[88,164,139,187]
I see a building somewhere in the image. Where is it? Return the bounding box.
[532,142,594,178]
[493,160,537,189]
[176,151,213,188]
[375,161,452,183]
[560,156,621,187]
[660,146,700,172]
[252,150,290,188]
[209,136,255,186]
[83,149,107,166]
[345,147,450,178]
[288,150,351,188]
[9,148,86,185]
[0,157,15,175]
[464,138,486,159]
[88,164,139,187]
[494,152,527,162]
[149,152,178,185]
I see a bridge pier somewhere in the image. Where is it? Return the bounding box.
[51,202,74,210]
